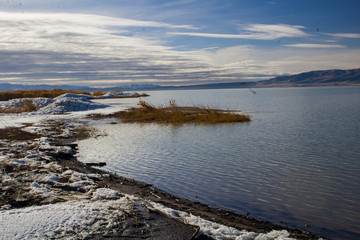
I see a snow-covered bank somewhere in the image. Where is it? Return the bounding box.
[149,200,295,240]
[0,119,198,239]
[1,191,297,240]
[0,188,296,240]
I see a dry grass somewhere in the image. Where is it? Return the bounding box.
[91,100,251,125]
[0,89,148,101]
[71,125,97,140]
[93,90,123,96]
[109,90,123,94]
[0,127,40,141]
[0,100,37,113]
[92,90,108,96]
[0,89,90,101]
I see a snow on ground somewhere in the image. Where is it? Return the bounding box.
[147,200,296,240]
[36,93,108,114]
[0,93,138,129]
[0,187,296,240]
[0,192,134,240]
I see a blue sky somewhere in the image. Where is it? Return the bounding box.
[0,0,359,86]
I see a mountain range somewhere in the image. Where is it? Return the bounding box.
[255,68,360,88]
[0,68,359,92]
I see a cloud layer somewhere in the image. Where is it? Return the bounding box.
[0,12,226,85]
[169,24,308,40]
[0,11,359,86]
[285,44,346,48]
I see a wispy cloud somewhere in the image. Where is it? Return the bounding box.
[163,0,198,7]
[0,11,358,86]
[242,24,308,38]
[325,33,360,38]
[169,24,308,40]
[0,11,242,86]
[285,43,346,48]
[0,11,197,30]
[202,45,360,76]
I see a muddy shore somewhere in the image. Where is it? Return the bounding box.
[0,121,322,239]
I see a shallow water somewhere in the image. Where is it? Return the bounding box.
[79,86,360,239]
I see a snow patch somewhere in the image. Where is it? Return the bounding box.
[30,182,52,198]
[148,201,296,240]
[255,230,295,240]
[38,137,54,150]
[95,91,141,98]
[46,174,59,184]
[10,159,30,165]
[25,154,41,159]
[37,93,109,114]
[0,93,110,116]
[44,162,62,172]
[0,198,131,240]
[56,145,75,155]
[0,97,53,110]
[69,180,94,189]
[92,188,122,200]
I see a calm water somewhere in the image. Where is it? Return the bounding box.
[78,86,360,239]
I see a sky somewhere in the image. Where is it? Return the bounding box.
[0,0,360,87]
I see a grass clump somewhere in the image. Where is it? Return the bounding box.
[92,100,251,125]
[0,89,90,101]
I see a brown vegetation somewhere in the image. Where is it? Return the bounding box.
[0,89,148,101]
[0,127,40,141]
[0,100,37,114]
[43,120,98,140]
[91,100,251,125]
[0,89,90,101]
[92,90,108,96]
[92,90,124,96]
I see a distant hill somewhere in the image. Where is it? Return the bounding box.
[0,68,359,92]
[157,68,360,89]
[255,68,360,87]
[155,81,255,90]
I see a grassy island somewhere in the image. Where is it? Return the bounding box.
[92,100,251,124]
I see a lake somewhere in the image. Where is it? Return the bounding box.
[78,86,360,240]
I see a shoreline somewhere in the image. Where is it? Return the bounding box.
[69,154,320,239]
[0,121,322,239]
